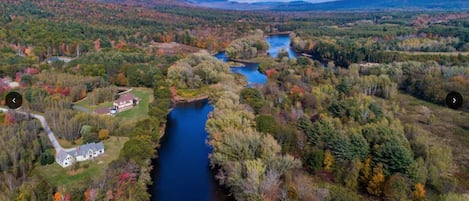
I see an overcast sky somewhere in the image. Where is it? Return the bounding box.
[228,0,337,3]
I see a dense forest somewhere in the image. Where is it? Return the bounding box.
[0,0,468,201]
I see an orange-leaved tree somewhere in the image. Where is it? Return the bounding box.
[367,163,385,196]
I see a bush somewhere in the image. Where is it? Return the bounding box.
[328,186,360,201]
[256,115,277,134]
[439,193,469,201]
[39,151,55,166]
[120,135,155,166]
[432,176,457,194]
[240,88,264,113]
[307,148,324,172]
[98,129,110,140]
[383,174,411,201]
[82,132,99,144]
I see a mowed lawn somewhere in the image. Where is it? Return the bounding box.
[74,87,153,122]
[33,136,129,188]
[115,87,153,121]
[74,98,113,112]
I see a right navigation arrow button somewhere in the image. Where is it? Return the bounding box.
[446,91,463,110]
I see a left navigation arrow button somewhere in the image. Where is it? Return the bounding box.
[5,92,23,109]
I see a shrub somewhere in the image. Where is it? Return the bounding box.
[98,129,110,140]
[328,186,360,201]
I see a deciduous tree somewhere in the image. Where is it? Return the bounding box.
[367,163,385,196]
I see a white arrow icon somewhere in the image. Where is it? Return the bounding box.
[453,98,457,104]
[12,98,16,104]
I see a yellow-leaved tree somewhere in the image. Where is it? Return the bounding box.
[359,157,372,187]
[367,163,385,196]
[412,183,425,201]
[98,129,110,140]
[323,149,334,171]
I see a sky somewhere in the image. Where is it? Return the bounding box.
[228,0,337,3]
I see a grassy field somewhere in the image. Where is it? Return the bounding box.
[74,87,153,122]
[391,93,469,190]
[115,87,153,121]
[75,99,113,112]
[33,136,128,188]
[57,138,83,149]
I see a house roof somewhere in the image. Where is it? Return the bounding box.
[114,93,136,104]
[56,150,69,163]
[72,142,105,156]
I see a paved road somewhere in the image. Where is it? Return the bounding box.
[0,107,75,154]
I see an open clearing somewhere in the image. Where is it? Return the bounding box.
[393,93,469,190]
[33,136,129,188]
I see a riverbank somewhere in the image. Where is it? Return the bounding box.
[227,61,245,67]
[172,95,209,104]
[161,95,210,140]
[229,58,261,65]
[266,31,292,36]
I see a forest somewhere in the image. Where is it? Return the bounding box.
[228,55,466,200]
[0,0,468,201]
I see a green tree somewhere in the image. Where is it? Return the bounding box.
[336,78,351,96]
[39,151,55,165]
[328,186,361,201]
[256,115,277,134]
[307,148,324,172]
[120,135,155,166]
[372,139,415,176]
[240,88,264,113]
[383,174,410,201]
[82,132,99,144]
[277,49,289,59]
[344,158,362,190]
[349,133,369,160]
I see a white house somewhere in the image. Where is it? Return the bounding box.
[56,150,74,168]
[56,142,105,168]
[113,93,139,112]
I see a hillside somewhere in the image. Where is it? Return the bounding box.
[180,0,469,11]
[270,0,469,11]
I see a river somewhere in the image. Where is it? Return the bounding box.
[151,34,295,201]
[266,34,299,59]
[151,100,230,201]
[215,34,297,86]
[214,52,267,86]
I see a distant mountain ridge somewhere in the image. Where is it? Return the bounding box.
[181,0,469,11]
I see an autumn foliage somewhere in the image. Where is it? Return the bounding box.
[413,183,426,201]
[367,163,385,196]
[323,149,334,172]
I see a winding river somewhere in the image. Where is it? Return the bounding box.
[266,34,299,59]
[151,34,295,201]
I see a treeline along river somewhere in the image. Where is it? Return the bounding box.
[151,34,295,201]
